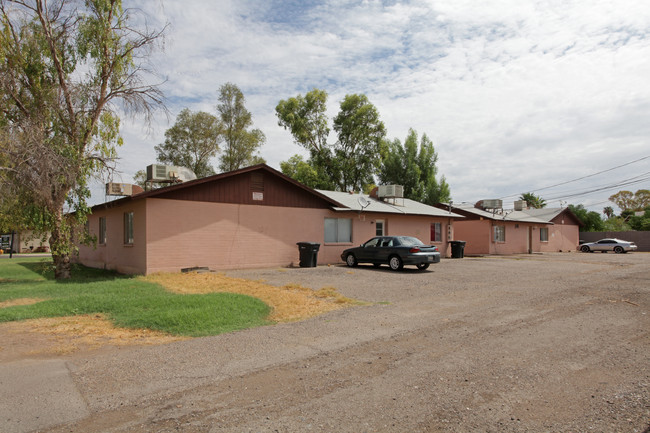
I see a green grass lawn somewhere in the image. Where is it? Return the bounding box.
[0,258,271,337]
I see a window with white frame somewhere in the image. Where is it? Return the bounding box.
[540,227,549,242]
[99,217,106,245]
[430,222,442,242]
[375,219,385,236]
[493,225,505,242]
[324,218,352,243]
[124,212,134,245]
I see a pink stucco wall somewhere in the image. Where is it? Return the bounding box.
[77,198,454,274]
[78,200,147,274]
[454,219,579,255]
[145,199,331,273]
[536,224,579,252]
[490,222,531,255]
[453,220,492,255]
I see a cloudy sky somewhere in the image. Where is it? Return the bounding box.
[107,0,650,212]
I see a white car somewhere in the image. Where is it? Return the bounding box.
[579,238,637,254]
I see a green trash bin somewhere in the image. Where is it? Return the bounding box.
[297,242,320,267]
[450,240,466,258]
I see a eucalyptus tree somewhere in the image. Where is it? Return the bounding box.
[332,94,386,192]
[609,189,650,212]
[379,129,450,205]
[154,108,222,178]
[276,88,336,188]
[0,0,166,278]
[279,155,336,190]
[217,83,265,172]
[276,89,386,192]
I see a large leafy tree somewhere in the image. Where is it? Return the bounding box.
[0,0,165,279]
[276,88,336,188]
[609,189,650,211]
[627,207,650,231]
[333,94,386,192]
[602,216,631,231]
[520,192,546,209]
[276,88,329,155]
[276,89,386,192]
[279,155,335,190]
[217,83,265,172]
[154,108,222,178]
[568,204,604,232]
[379,129,450,205]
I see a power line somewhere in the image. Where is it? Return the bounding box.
[543,172,650,201]
[498,155,650,200]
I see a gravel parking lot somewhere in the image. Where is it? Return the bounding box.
[2,253,649,432]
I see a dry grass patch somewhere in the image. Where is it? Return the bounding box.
[2,314,187,357]
[0,297,45,308]
[142,272,358,322]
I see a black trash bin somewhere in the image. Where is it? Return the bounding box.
[449,240,466,258]
[297,242,320,267]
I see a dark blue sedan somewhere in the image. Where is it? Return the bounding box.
[341,236,441,271]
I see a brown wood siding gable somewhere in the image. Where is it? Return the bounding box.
[153,171,332,209]
[551,210,582,226]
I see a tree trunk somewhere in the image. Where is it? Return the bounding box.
[50,212,71,280]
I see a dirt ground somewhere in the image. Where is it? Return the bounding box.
[1,253,649,433]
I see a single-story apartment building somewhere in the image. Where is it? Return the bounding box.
[435,202,582,255]
[77,164,464,274]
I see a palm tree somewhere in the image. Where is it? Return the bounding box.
[520,192,546,209]
[603,206,615,219]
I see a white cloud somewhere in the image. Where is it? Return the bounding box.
[97,0,650,213]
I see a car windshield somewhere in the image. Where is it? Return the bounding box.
[363,238,380,247]
[397,236,424,247]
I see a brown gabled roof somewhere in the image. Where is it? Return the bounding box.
[92,164,343,211]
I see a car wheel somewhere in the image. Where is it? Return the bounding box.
[372,263,381,268]
[345,253,358,267]
[416,263,429,270]
[613,246,624,254]
[580,245,590,253]
[388,255,403,271]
